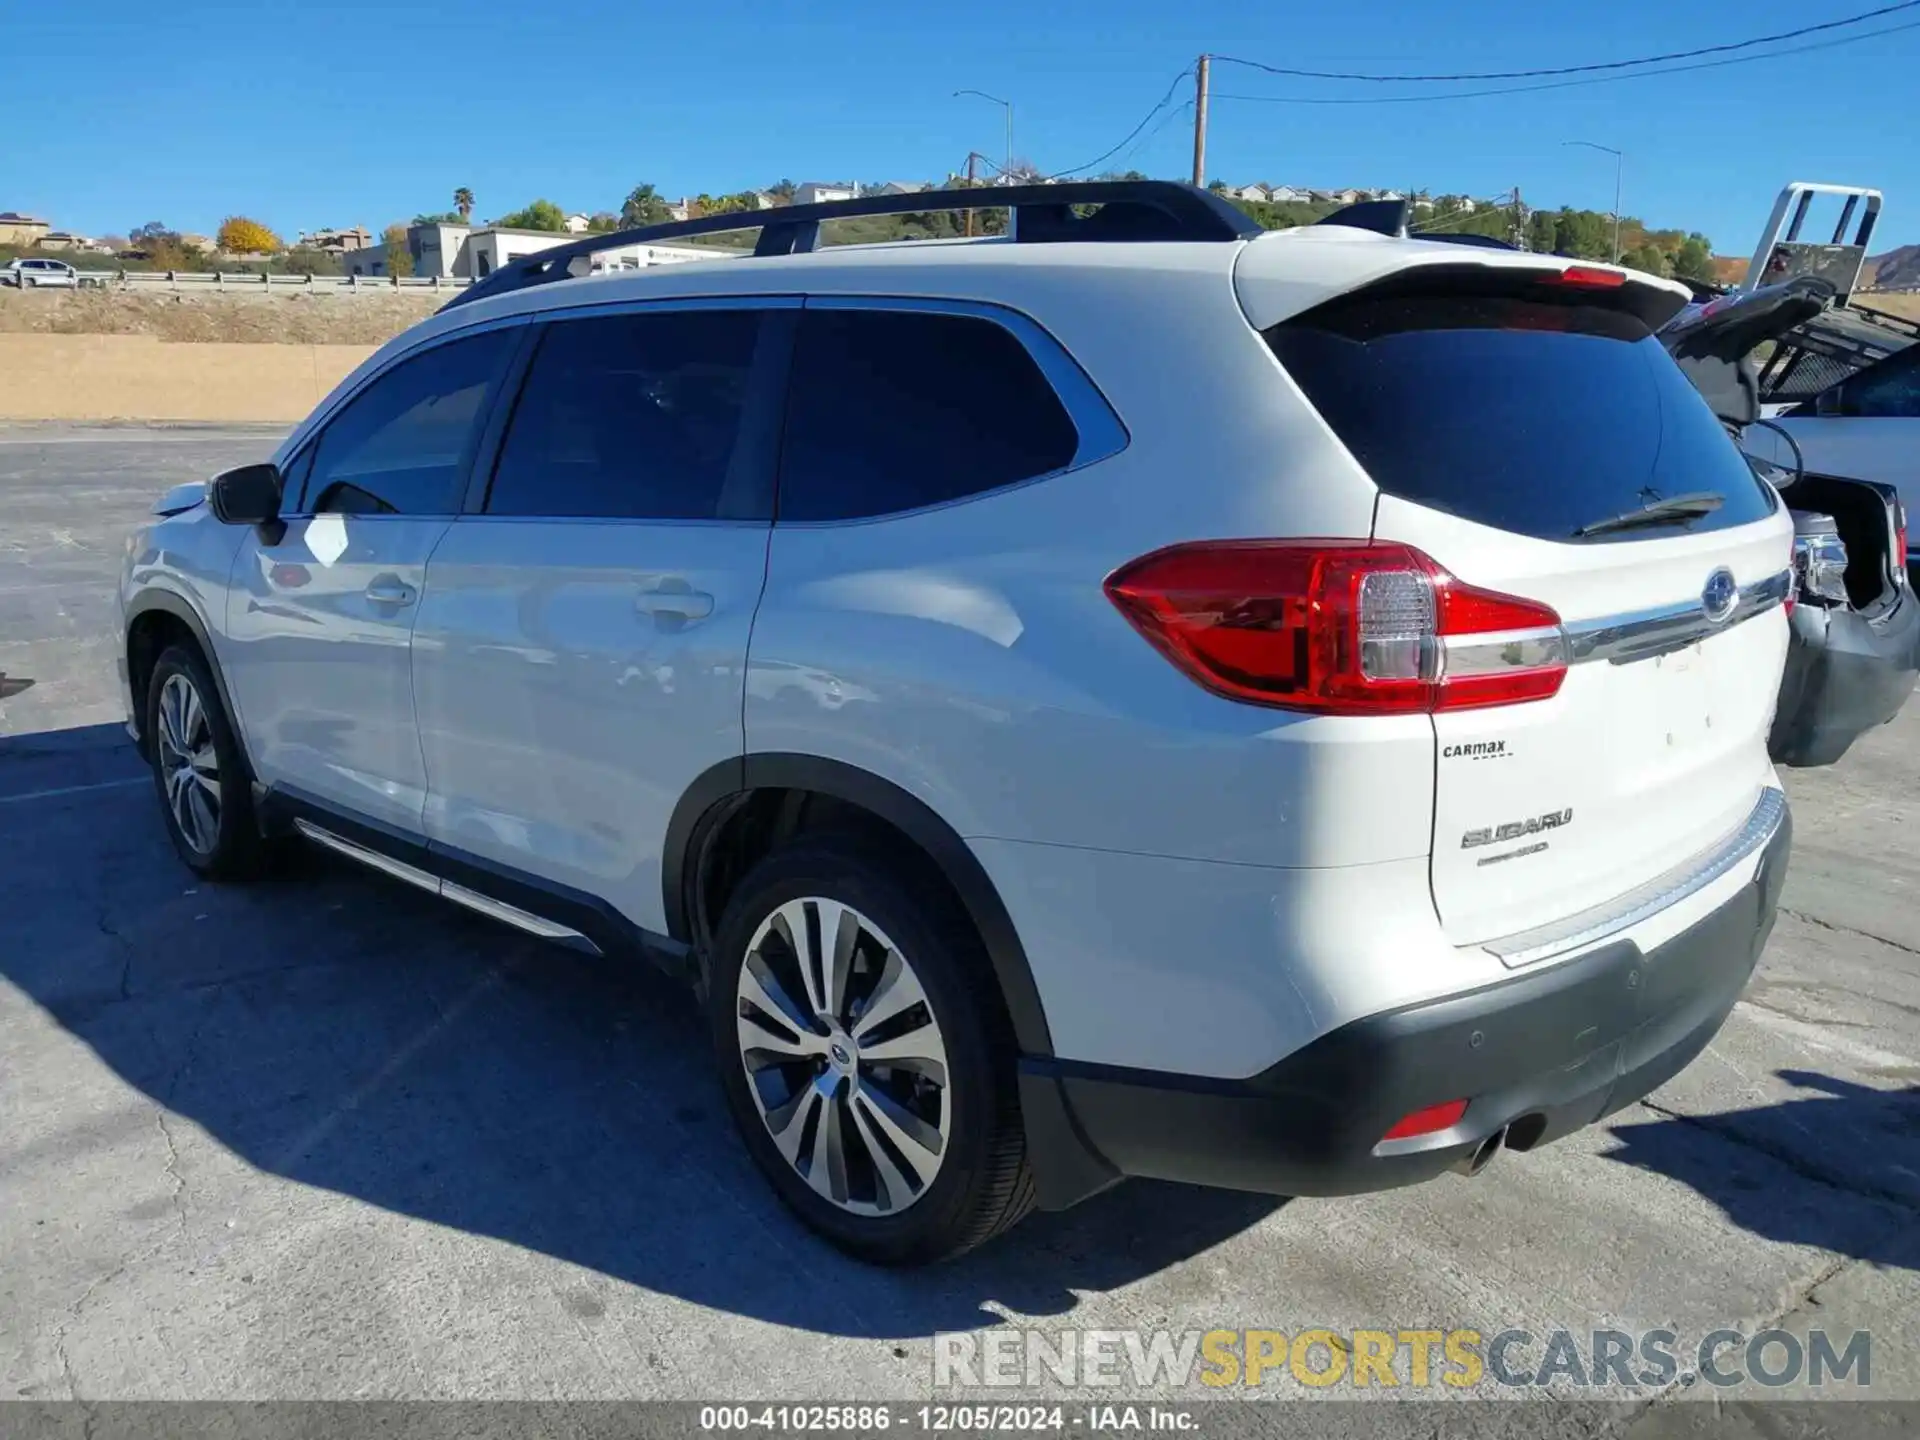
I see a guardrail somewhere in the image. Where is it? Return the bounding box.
[64,270,476,293]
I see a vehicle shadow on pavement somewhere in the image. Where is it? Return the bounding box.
[0,724,1282,1340]
[1601,1072,1920,1270]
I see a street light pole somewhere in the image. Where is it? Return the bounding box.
[1564,140,1624,262]
[955,89,1013,180]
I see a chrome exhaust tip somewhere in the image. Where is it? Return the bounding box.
[1451,1127,1507,1178]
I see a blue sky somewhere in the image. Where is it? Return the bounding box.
[5,0,1917,254]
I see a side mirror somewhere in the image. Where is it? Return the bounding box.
[208,462,284,531]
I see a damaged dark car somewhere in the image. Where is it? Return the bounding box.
[1661,275,1917,766]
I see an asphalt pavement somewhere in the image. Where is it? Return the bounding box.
[1,423,1917,1432]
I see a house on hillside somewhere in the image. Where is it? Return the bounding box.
[344,221,744,279]
[794,181,857,206]
[874,181,928,197]
[1309,188,1362,205]
[666,198,693,221]
[36,231,110,253]
[299,226,372,255]
[564,213,592,234]
[0,212,50,246]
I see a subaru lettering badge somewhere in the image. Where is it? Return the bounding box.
[1702,568,1738,623]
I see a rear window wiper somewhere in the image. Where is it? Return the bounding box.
[1573,491,1725,538]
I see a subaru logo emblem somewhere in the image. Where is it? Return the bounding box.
[1702,568,1738,623]
[829,1042,852,1067]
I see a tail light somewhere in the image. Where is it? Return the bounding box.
[1103,539,1566,715]
[1897,498,1909,579]
[1552,265,1627,289]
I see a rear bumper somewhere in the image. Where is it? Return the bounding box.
[1019,799,1791,1209]
[1770,594,1919,767]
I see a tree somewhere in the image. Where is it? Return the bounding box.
[586,212,620,233]
[217,216,283,254]
[454,187,474,222]
[1673,232,1716,283]
[621,183,672,227]
[1552,208,1614,261]
[1622,243,1671,277]
[495,199,566,232]
[765,178,796,202]
[131,221,173,243]
[414,210,465,225]
[1527,210,1559,254]
[381,223,414,278]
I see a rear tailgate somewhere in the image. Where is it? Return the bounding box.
[1259,259,1793,954]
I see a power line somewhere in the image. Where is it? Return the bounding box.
[1046,65,1195,179]
[1119,101,1195,169]
[1407,194,1520,233]
[1211,0,1920,82]
[1211,17,1920,104]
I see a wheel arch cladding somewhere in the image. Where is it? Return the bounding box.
[125,590,248,776]
[663,752,1056,1059]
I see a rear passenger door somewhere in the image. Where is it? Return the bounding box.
[411,301,791,933]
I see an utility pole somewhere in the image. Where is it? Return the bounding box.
[1191,54,1211,188]
[954,90,1013,181]
[964,152,978,237]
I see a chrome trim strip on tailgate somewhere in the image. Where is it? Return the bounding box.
[1440,569,1793,679]
[1482,787,1788,968]
[1564,569,1793,666]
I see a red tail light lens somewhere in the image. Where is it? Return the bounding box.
[1104,539,1565,715]
[1554,265,1627,288]
[1382,1098,1468,1141]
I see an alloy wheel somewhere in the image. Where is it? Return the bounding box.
[155,672,221,854]
[735,897,952,1216]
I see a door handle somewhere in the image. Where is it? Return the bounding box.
[635,587,714,621]
[365,578,417,606]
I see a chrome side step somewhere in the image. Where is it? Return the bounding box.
[293,818,602,955]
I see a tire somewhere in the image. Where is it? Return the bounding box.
[146,644,269,880]
[708,834,1035,1265]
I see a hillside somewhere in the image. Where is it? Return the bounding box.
[0,287,443,344]
[1866,244,1920,290]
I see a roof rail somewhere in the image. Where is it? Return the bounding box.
[441,180,1264,312]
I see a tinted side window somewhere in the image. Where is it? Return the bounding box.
[1848,347,1920,418]
[486,309,761,520]
[1266,289,1776,543]
[303,328,512,515]
[779,309,1080,522]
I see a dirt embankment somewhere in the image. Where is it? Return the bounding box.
[0,289,453,422]
[0,287,444,345]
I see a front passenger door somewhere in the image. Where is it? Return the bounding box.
[223,326,518,832]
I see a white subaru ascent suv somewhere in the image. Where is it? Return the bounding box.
[119,183,1795,1264]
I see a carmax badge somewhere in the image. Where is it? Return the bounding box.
[1462,808,1573,849]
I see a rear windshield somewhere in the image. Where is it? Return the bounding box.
[1266,288,1778,543]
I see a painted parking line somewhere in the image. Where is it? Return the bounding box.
[0,776,148,806]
